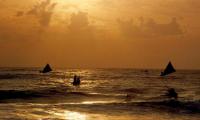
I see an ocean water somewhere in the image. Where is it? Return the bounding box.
[0,68,199,120]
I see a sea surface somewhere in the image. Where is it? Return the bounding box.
[0,68,199,120]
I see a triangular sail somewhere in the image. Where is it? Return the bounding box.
[160,62,176,76]
[42,64,52,73]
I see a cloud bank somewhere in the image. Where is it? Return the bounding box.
[0,0,199,69]
[118,17,183,39]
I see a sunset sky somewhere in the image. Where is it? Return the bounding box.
[0,0,200,69]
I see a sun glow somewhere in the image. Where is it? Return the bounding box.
[55,0,96,12]
[64,111,86,120]
[55,0,93,7]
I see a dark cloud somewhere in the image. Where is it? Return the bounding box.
[27,0,57,27]
[118,17,183,39]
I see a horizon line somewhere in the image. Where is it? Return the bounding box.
[0,66,199,71]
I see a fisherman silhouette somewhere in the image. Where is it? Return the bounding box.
[73,75,77,81]
[73,75,81,86]
[165,88,178,100]
[77,76,81,84]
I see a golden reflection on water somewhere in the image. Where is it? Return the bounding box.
[81,100,121,104]
[64,111,86,120]
[49,110,87,120]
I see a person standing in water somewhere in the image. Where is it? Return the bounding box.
[165,88,178,100]
[73,75,81,86]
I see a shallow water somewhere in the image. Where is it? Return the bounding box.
[0,68,199,120]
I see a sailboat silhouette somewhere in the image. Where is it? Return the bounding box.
[161,61,178,99]
[160,61,176,76]
[41,64,52,73]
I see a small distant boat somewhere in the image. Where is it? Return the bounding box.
[41,64,52,73]
[160,61,176,76]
